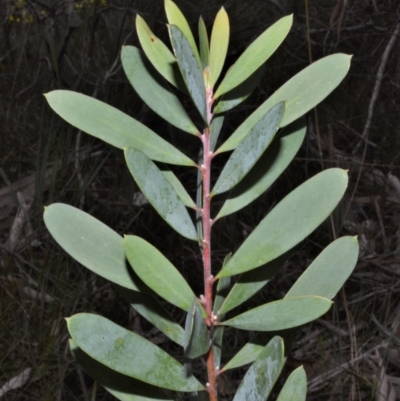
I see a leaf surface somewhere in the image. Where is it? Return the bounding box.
[125,148,198,241]
[162,169,196,209]
[67,313,204,392]
[276,366,307,401]
[210,115,224,151]
[198,16,209,70]
[44,91,194,166]
[217,168,348,278]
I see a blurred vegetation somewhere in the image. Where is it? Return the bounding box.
[1,0,400,400]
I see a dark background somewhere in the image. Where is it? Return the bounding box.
[1,0,400,400]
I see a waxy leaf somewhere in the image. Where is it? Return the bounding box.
[212,102,284,195]
[169,25,207,122]
[117,287,185,346]
[214,15,292,98]
[162,169,196,209]
[44,91,194,166]
[184,298,211,358]
[165,0,201,67]
[124,236,195,311]
[70,339,172,401]
[210,115,224,151]
[286,236,359,299]
[121,46,198,135]
[136,15,187,93]
[209,7,229,87]
[276,366,307,401]
[44,203,144,292]
[217,168,348,278]
[216,119,306,218]
[222,296,332,331]
[67,313,204,392]
[198,16,209,70]
[232,336,284,401]
[218,53,352,152]
[125,148,198,241]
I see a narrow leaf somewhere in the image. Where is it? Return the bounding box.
[212,102,284,195]
[184,298,211,358]
[70,339,172,401]
[221,296,332,331]
[218,54,352,152]
[214,15,292,98]
[136,14,187,93]
[162,169,196,209]
[198,16,209,70]
[210,115,224,151]
[216,119,306,219]
[121,46,198,135]
[67,313,204,392]
[44,203,145,292]
[217,168,348,278]
[117,286,185,346]
[125,148,198,241]
[209,7,229,87]
[169,25,207,122]
[232,336,284,401]
[276,366,307,401]
[285,236,359,299]
[124,236,195,311]
[44,91,195,166]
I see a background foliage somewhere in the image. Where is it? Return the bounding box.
[1,0,400,400]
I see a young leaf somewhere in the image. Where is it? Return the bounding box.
[44,91,195,166]
[44,203,145,292]
[124,235,195,311]
[232,336,284,401]
[162,169,197,209]
[121,46,198,135]
[213,65,265,114]
[125,148,198,241]
[221,296,332,331]
[169,25,207,122]
[218,53,352,153]
[216,119,306,219]
[285,236,359,299]
[209,7,229,87]
[184,298,211,358]
[67,313,205,392]
[276,366,307,401]
[210,115,224,151]
[212,102,284,195]
[117,286,185,346]
[198,16,209,70]
[136,14,187,93]
[217,168,348,278]
[164,0,201,67]
[70,339,172,401]
[214,15,292,98]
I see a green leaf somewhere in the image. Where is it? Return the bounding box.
[209,7,229,87]
[217,168,348,278]
[125,148,198,241]
[221,296,332,331]
[117,286,185,346]
[215,119,307,220]
[218,53,352,153]
[135,14,187,93]
[216,119,306,219]
[162,169,196,209]
[212,102,284,195]
[232,336,284,401]
[213,65,265,114]
[214,15,292,98]
[124,236,195,311]
[210,115,224,151]
[69,339,172,401]
[285,236,359,299]
[44,203,144,292]
[276,366,307,401]
[169,25,207,122]
[67,313,204,392]
[165,0,201,67]
[184,298,211,358]
[198,16,209,70]
[121,46,198,135]
[44,90,195,166]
